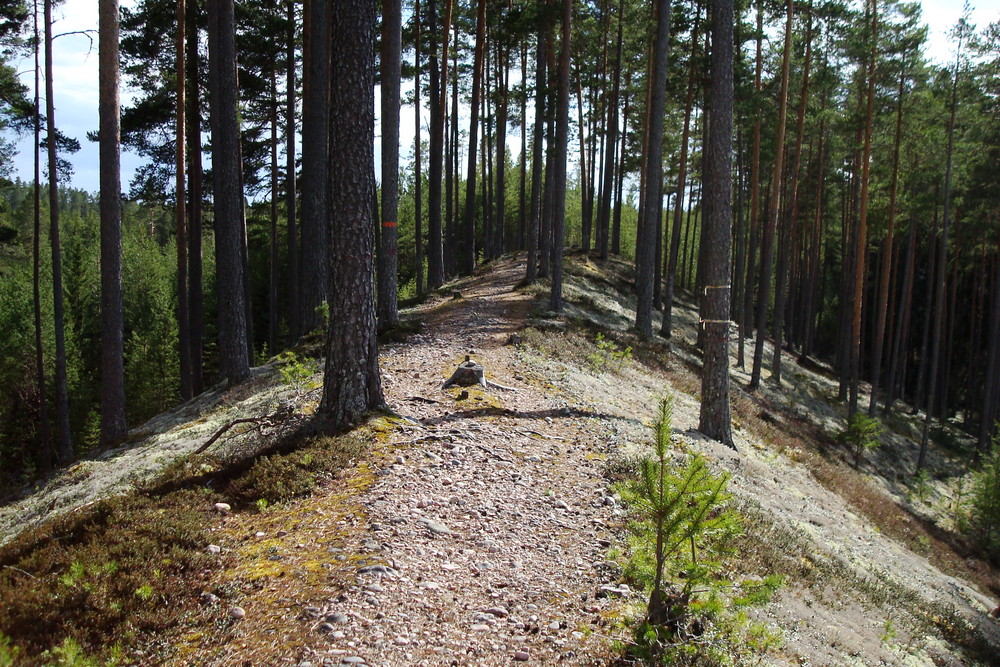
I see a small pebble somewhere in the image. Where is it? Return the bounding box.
[207,544,222,554]
[214,502,231,514]
[326,612,350,624]
[393,636,410,646]
[230,606,246,619]
[514,650,530,661]
[255,531,266,538]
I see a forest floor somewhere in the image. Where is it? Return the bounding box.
[2,253,1000,666]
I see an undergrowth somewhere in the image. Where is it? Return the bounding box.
[614,396,782,664]
[0,424,367,665]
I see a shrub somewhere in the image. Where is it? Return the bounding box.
[587,332,632,373]
[836,414,883,467]
[616,396,781,663]
[967,435,1000,564]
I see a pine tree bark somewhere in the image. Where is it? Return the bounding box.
[699,0,734,447]
[32,1,51,468]
[414,0,424,295]
[636,0,670,337]
[187,0,204,395]
[427,0,453,287]
[320,0,385,427]
[848,0,878,419]
[869,69,907,416]
[771,3,812,384]
[378,0,401,331]
[461,0,487,276]
[207,0,250,385]
[44,0,72,461]
[662,1,701,337]
[741,0,763,352]
[526,20,546,284]
[548,0,571,313]
[285,1,298,346]
[176,0,192,401]
[749,0,793,391]
[299,0,330,336]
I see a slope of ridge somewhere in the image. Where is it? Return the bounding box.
[0,253,998,666]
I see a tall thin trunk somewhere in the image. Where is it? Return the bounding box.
[32,0,50,468]
[700,0,734,447]
[299,0,330,334]
[636,0,671,337]
[772,3,812,384]
[44,0,71,460]
[980,257,1000,451]
[207,0,250,384]
[741,0,763,349]
[577,79,590,252]
[748,0,793,391]
[414,0,424,295]
[176,0,191,400]
[848,0,878,419]
[598,0,624,262]
[518,43,528,251]
[612,87,628,256]
[662,1,701,337]
[869,69,907,416]
[285,0,298,346]
[549,0,571,312]
[462,0,487,275]
[187,0,204,395]
[270,73,280,353]
[886,216,916,414]
[428,0,453,287]
[526,23,546,283]
[495,45,509,258]
[379,0,402,331]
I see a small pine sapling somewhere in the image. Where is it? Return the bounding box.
[838,413,883,467]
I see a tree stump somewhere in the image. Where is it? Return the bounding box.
[442,355,486,389]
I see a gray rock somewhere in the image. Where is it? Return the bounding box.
[317,622,335,634]
[326,612,350,624]
[514,650,530,661]
[229,606,246,619]
[357,564,398,576]
[207,544,222,554]
[483,607,508,618]
[341,658,366,665]
[419,518,453,535]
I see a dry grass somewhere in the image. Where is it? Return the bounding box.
[0,419,370,665]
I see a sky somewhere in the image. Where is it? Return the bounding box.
[6,0,1000,196]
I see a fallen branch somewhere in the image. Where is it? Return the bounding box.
[3,565,37,580]
[193,405,296,455]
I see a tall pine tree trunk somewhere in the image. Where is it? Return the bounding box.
[207,0,250,384]
[32,0,51,468]
[414,0,424,295]
[44,0,71,460]
[700,0,734,447]
[749,0,792,391]
[462,0,487,276]
[526,21,546,284]
[636,0,670,337]
[378,0,401,331]
[320,0,385,427]
[548,0,571,312]
[285,1,298,346]
[187,0,204,394]
[176,0,192,400]
[299,0,330,336]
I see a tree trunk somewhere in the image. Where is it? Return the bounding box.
[270,73,280,353]
[285,0,298,346]
[741,0,763,352]
[44,0,72,461]
[207,0,250,385]
[699,0,734,448]
[577,80,591,252]
[636,0,670,337]
[494,44,509,258]
[662,1,701,337]
[597,0,623,261]
[848,0,878,419]
[771,2,812,384]
[526,21,546,284]
[427,0,444,288]
[321,0,384,427]
[187,0,204,395]
[748,0,793,391]
[175,0,191,401]
[414,0,424,295]
[461,0,486,276]
[869,69,907,416]
[299,0,330,335]
[32,0,51,468]
[548,0,571,313]
[378,0,401,331]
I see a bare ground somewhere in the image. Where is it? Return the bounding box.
[3,253,999,666]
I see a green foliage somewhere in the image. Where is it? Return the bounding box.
[275,349,318,389]
[0,633,20,666]
[616,396,781,664]
[967,435,1000,564]
[836,414,883,467]
[586,332,632,372]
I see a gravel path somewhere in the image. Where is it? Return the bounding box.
[282,261,630,666]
